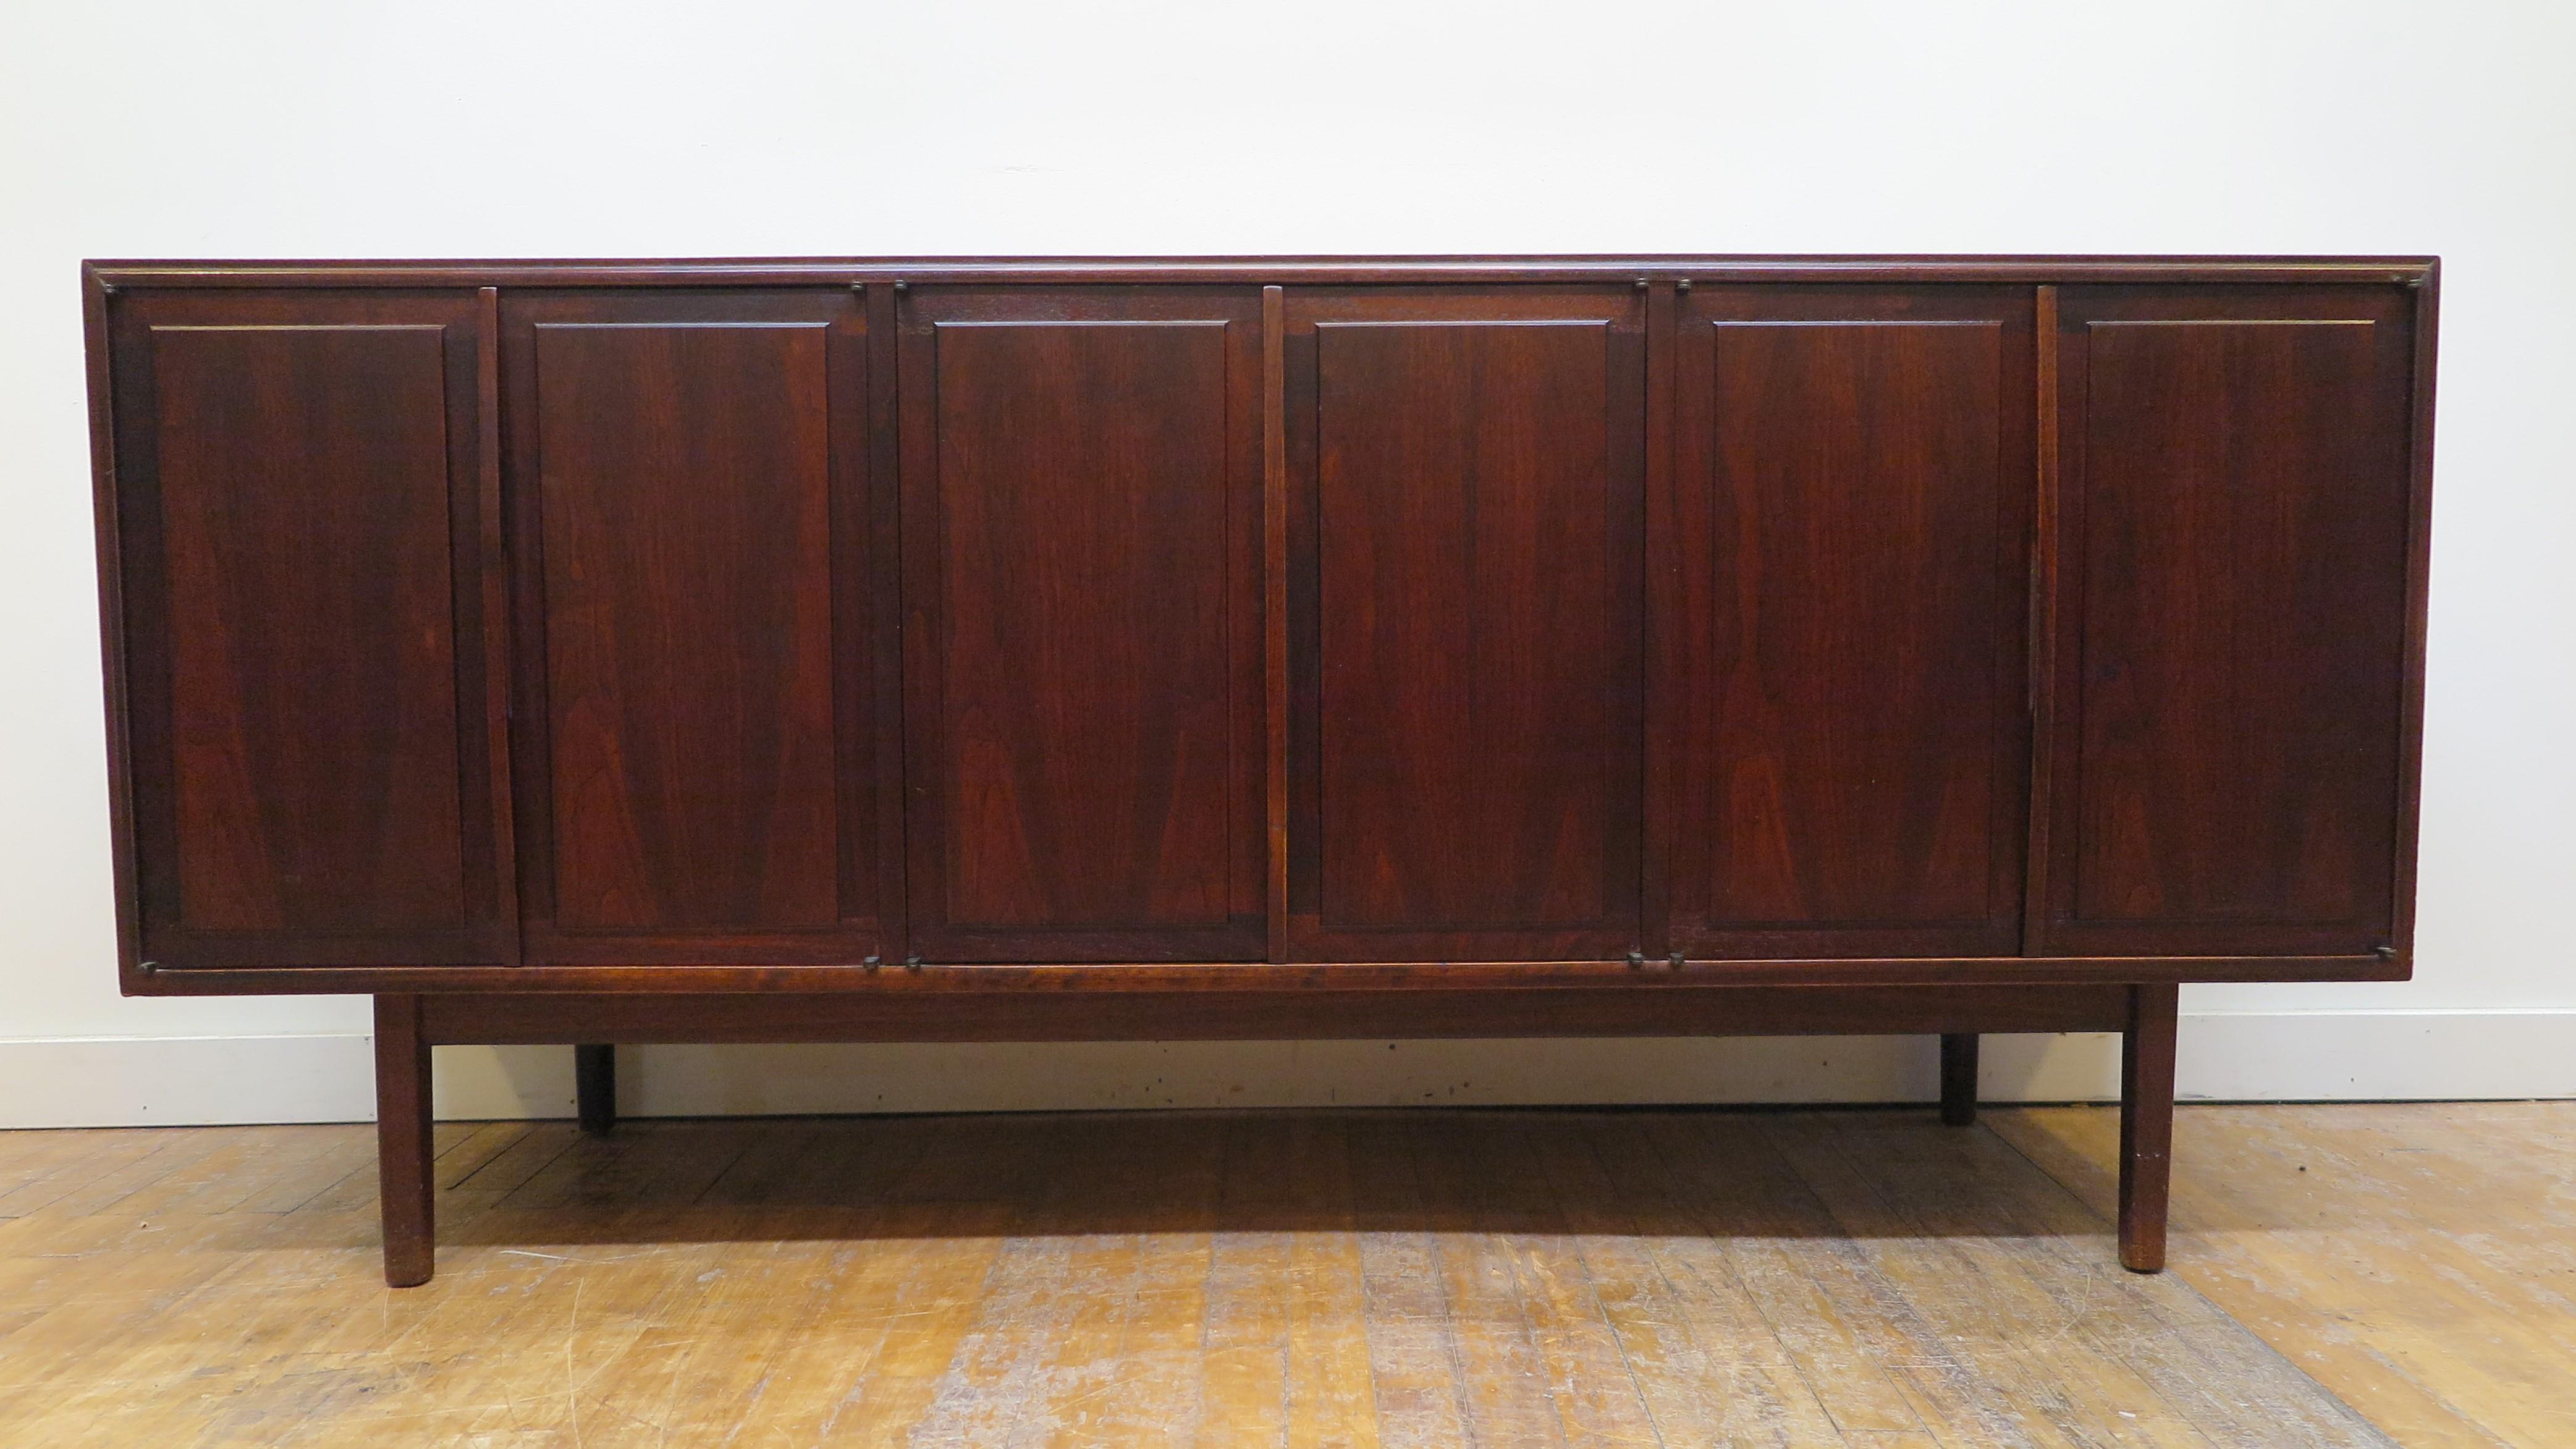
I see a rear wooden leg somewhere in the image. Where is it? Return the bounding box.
[1938,1033,1979,1126]
[2119,983,2179,1273]
[373,994,436,1288]
[575,1044,617,1136]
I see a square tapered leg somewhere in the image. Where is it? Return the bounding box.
[575,1044,617,1135]
[2119,984,2179,1272]
[373,994,435,1287]
[1939,1033,1979,1126]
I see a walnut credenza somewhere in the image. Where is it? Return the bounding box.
[82,256,2437,1285]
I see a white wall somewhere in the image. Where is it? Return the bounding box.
[2,0,2570,1125]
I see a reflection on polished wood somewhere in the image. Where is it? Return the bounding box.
[8,1102,2546,1445]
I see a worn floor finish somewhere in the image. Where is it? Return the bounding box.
[1995,1103,2576,1449]
[1,1105,2534,1447]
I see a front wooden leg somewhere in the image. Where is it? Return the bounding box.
[575,1044,617,1136]
[2119,983,2179,1273]
[1938,1033,1979,1126]
[373,994,436,1287]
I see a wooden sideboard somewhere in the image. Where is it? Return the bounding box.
[82,256,2438,1285]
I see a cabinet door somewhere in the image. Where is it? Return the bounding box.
[104,289,512,968]
[900,288,1265,962]
[1284,287,1647,962]
[2038,286,2418,957]
[1663,287,2033,959]
[505,290,892,963]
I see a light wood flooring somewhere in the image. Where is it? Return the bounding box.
[0,1102,2565,1446]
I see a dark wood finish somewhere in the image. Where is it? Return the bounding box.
[85,256,2437,996]
[90,258,2438,290]
[473,289,522,960]
[419,983,2132,1046]
[1666,286,2033,959]
[371,994,434,1286]
[2119,983,2180,1272]
[574,1044,616,1134]
[2392,266,2442,962]
[85,270,142,984]
[148,326,457,931]
[1283,287,1645,961]
[861,283,910,955]
[2025,285,2064,953]
[898,287,1265,963]
[1940,1033,1980,1126]
[503,289,887,965]
[2041,287,2417,958]
[124,953,2397,997]
[83,258,2435,1283]
[103,287,511,969]
[1263,285,1291,965]
[1639,280,1679,961]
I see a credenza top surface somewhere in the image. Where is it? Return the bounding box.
[84,254,2438,289]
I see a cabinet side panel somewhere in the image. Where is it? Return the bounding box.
[148,324,468,934]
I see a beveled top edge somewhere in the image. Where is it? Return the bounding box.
[84,254,2440,290]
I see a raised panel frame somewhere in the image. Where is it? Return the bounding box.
[897,286,1268,964]
[500,288,895,965]
[1282,285,1649,963]
[99,287,515,971]
[2033,284,2420,958]
[1660,285,2035,962]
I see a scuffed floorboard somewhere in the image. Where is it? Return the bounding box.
[1993,1101,2576,1449]
[0,1103,2512,1446]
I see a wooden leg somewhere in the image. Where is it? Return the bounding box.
[373,994,436,1288]
[1939,1033,1979,1126]
[2119,983,2180,1273]
[575,1044,617,1136]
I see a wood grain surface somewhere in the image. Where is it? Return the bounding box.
[103,287,511,970]
[1665,287,2033,961]
[2040,287,2416,959]
[0,1102,2515,1446]
[502,288,885,965]
[1283,287,1645,964]
[87,258,2437,999]
[898,288,1266,964]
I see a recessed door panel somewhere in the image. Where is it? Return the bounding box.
[1665,287,2033,960]
[505,290,886,963]
[107,289,509,966]
[1285,288,1645,962]
[2042,287,2416,956]
[900,289,1265,963]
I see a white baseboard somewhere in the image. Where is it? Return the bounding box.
[1,1011,2570,1129]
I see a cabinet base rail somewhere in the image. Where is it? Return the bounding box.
[370,983,2176,1287]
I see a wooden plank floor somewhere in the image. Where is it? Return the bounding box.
[1996,1102,2576,1449]
[0,1103,2553,1446]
